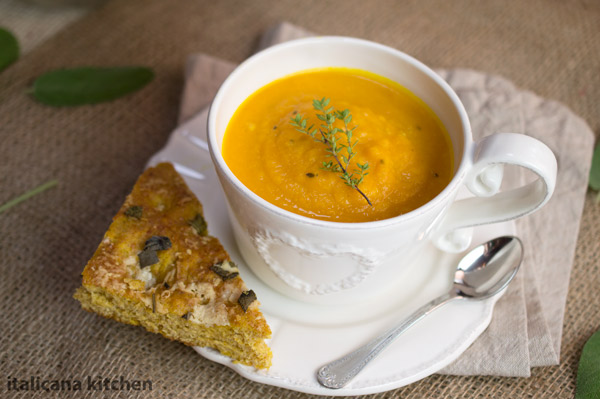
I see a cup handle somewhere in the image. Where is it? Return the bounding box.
[431,133,557,252]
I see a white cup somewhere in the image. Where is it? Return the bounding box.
[207,37,557,305]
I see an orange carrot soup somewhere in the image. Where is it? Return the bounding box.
[222,68,454,223]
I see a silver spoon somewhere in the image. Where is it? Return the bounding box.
[317,236,523,389]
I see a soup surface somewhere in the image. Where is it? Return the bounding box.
[222,68,453,223]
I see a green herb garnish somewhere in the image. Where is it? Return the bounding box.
[238,290,257,312]
[189,213,208,236]
[589,143,600,202]
[210,261,239,281]
[138,250,159,268]
[138,236,171,267]
[576,328,600,398]
[143,236,172,252]
[0,28,19,73]
[0,180,57,214]
[31,66,154,106]
[291,98,371,206]
[124,205,143,219]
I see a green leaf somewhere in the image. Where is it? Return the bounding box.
[32,66,154,106]
[0,28,19,72]
[589,143,600,191]
[188,214,208,236]
[576,329,600,399]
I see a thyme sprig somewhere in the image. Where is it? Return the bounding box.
[290,98,372,206]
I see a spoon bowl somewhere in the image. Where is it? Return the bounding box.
[454,236,523,298]
[317,236,523,389]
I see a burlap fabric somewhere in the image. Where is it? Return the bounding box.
[0,0,93,54]
[1,1,599,398]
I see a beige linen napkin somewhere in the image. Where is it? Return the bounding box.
[177,22,594,377]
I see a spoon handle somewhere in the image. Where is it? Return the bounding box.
[317,292,457,389]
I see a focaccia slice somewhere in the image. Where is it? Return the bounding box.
[74,162,272,369]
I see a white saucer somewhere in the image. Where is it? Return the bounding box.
[147,109,515,396]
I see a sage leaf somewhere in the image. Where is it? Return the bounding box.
[238,290,257,312]
[210,261,240,281]
[138,249,159,268]
[124,205,143,219]
[32,66,154,106]
[143,236,172,252]
[0,27,19,72]
[189,213,208,236]
[590,143,600,191]
[576,329,600,399]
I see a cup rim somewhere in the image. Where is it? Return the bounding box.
[207,36,472,230]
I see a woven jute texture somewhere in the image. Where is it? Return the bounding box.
[1,1,599,398]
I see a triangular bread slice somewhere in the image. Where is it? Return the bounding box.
[74,162,272,369]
